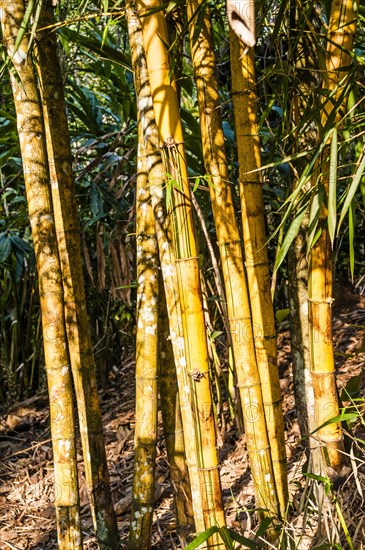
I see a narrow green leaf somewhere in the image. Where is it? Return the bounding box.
[165,179,172,210]
[307,183,324,252]
[338,149,365,232]
[255,517,273,539]
[274,202,307,272]
[228,528,258,549]
[210,330,223,341]
[28,0,43,54]
[14,0,35,54]
[217,526,235,550]
[193,177,200,192]
[0,236,12,263]
[303,472,330,484]
[328,128,337,247]
[349,202,355,281]
[184,526,219,550]
[311,412,359,434]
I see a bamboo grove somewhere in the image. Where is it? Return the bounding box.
[0,0,364,548]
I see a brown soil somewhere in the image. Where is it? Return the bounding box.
[1,291,365,549]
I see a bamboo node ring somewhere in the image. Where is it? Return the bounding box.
[197,464,220,472]
[307,297,334,304]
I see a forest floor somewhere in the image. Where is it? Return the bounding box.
[1,285,365,549]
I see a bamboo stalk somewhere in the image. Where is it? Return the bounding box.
[230,34,289,515]
[287,1,317,453]
[187,0,279,517]
[309,0,357,472]
[125,1,204,538]
[137,0,226,544]
[128,123,159,549]
[0,2,82,547]
[159,294,194,547]
[34,7,120,547]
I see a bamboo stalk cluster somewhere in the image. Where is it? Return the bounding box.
[0,0,359,548]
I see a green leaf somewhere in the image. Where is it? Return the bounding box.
[227,528,258,549]
[274,201,307,272]
[217,526,235,550]
[0,236,12,263]
[349,202,355,281]
[307,183,324,252]
[328,128,337,247]
[13,0,35,54]
[311,412,360,434]
[210,330,223,341]
[341,374,361,401]
[255,517,273,539]
[275,308,290,323]
[338,149,365,233]
[184,526,219,550]
[303,472,330,485]
[60,28,131,70]
[193,177,200,192]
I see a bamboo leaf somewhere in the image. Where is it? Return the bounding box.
[267,129,334,246]
[13,0,35,54]
[184,526,219,549]
[338,148,365,232]
[274,202,307,273]
[328,128,337,247]
[255,517,273,539]
[304,473,330,485]
[0,235,12,263]
[311,412,360,434]
[28,0,43,54]
[349,202,355,281]
[193,176,200,192]
[227,528,258,548]
[307,183,324,252]
[217,527,235,550]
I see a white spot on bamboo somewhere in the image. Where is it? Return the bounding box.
[13,49,27,64]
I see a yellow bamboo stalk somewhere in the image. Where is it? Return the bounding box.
[230,34,288,515]
[186,0,279,517]
[309,0,357,472]
[34,7,120,547]
[125,1,205,537]
[128,123,159,549]
[0,2,82,547]
[137,0,226,543]
[159,296,194,546]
